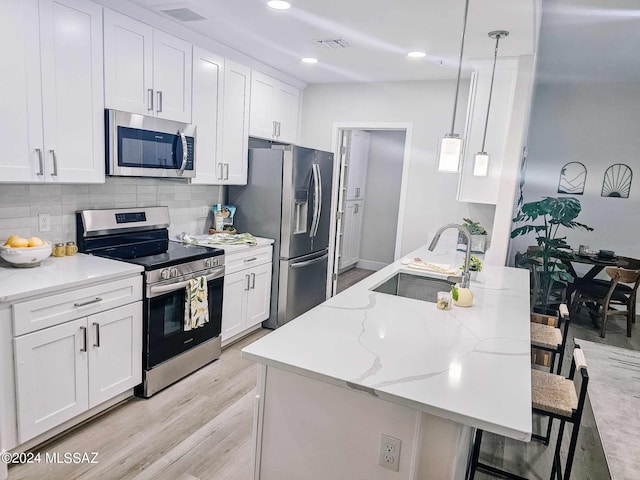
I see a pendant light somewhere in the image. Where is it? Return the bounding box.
[437,0,471,173]
[473,30,509,177]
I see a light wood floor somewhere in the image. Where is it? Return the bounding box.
[9,312,635,480]
[337,267,375,293]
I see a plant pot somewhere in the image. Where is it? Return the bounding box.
[457,233,487,253]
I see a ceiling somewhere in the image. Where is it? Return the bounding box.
[129,0,537,83]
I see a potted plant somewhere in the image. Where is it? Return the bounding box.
[511,197,593,308]
[460,255,483,281]
[457,218,488,253]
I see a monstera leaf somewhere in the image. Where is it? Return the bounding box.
[511,196,593,308]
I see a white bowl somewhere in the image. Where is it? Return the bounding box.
[0,243,52,268]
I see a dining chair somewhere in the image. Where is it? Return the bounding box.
[517,247,567,310]
[572,266,640,337]
[469,345,589,480]
[530,304,571,375]
[584,257,640,313]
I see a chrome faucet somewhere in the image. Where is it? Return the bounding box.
[428,223,472,288]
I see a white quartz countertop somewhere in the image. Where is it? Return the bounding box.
[183,236,274,254]
[242,244,532,441]
[0,253,143,303]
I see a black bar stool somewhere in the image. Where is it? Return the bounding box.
[469,345,589,480]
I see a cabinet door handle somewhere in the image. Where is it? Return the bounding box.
[355,187,360,198]
[219,163,224,180]
[251,272,256,289]
[49,150,58,177]
[244,257,257,263]
[80,326,87,352]
[245,274,251,291]
[276,122,281,138]
[74,297,103,307]
[354,204,359,214]
[157,91,163,113]
[93,322,101,347]
[147,88,154,111]
[224,163,229,180]
[272,121,277,138]
[35,149,44,176]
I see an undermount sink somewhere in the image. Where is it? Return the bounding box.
[371,272,459,303]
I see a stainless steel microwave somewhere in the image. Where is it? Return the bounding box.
[106,110,196,178]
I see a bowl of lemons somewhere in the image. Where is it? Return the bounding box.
[0,236,52,267]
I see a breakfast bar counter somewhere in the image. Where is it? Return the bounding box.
[242,244,532,479]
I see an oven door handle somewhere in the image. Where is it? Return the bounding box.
[148,267,224,298]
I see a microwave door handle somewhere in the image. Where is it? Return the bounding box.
[177,132,188,176]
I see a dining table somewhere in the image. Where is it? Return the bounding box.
[559,251,633,304]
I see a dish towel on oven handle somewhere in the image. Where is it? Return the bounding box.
[184,276,209,331]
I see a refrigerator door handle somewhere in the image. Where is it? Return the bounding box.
[290,252,329,268]
[310,163,322,237]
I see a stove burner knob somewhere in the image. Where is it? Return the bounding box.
[160,269,171,280]
[204,258,212,268]
[170,267,179,278]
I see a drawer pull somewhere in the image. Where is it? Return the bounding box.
[244,257,258,263]
[74,297,103,307]
[93,322,100,348]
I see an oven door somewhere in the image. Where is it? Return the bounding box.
[145,269,223,369]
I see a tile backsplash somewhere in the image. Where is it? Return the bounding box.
[0,177,224,243]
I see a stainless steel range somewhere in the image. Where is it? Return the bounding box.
[76,207,224,397]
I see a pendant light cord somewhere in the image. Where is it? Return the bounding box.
[480,33,502,152]
[449,0,471,136]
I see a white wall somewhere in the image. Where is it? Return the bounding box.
[359,130,406,267]
[300,80,496,256]
[513,81,640,261]
[0,178,223,244]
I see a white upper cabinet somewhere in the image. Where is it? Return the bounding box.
[220,61,251,185]
[0,0,104,184]
[190,47,224,185]
[104,9,192,123]
[457,58,519,204]
[345,130,370,201]
[275,82,301,144]
[249,70,300,144]
[153,30,192,123]
[103,10,153,116]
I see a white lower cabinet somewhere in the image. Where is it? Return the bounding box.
[12,281,142,444]
[339,201,365,270]
[222,248,272,345]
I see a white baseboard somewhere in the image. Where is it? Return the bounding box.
[356,260,387,271]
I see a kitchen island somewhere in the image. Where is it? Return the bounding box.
[242,244,532,480]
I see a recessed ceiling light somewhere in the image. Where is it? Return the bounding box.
[301,57,318,64]
[267,0,291,10]
[407,51,426,58]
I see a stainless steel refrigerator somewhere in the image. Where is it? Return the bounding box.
[229,144,334,328]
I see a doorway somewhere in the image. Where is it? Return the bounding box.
[329,124,411,295]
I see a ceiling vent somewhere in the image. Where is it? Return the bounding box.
[156,3,208,22]
[316,39,351,49]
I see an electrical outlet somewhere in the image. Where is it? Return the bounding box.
[38,213,51,232]
[378,434,401,472]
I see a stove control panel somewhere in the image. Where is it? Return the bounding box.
[147,254,225,286]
